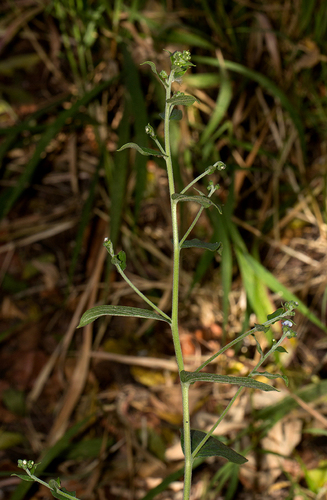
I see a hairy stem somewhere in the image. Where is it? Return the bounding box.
[164,70,192,499]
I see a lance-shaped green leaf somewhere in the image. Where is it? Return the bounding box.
[78,305,171,328]
[180,370,278,392]
[180,239,222,253]
[251,371,289,387]
[181,430,247,463]
[166,95,199,106]
[117,143,167,157]
[140,61,159,76]
[11,474,34,482]
[172,193,222,213]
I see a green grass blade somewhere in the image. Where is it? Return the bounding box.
[68,156,101,285]
[226,216,325,331]
[122,45,148,219]
[200,62,232,144]
[210,187,235,334]
[0,132,19,178]
[243,253,327,332]
[193,55,306,156]
[164,28,215,50]
[235,248,273,327]
[110,103,129,250]
[0,77,118,220]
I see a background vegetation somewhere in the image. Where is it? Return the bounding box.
[0,1,327,499]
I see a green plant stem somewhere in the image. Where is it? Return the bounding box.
[181,381,192,499]
[153,137,167,156]
[179,184,216,247]
[114,262,171,322]
[23,469,77,500]
[164,71,184,371]
[24,469,49,490]
[181,170,212,194]
[194,308,294,373]
[179,206,204,247]
[164,71,192,500]
[191,329,290,458]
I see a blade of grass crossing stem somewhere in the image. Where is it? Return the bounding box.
[10,416,93,500]
[0,77,118,220]
[68,156,101,285]
[122,45,148,220]
[110,103,130,250]
[200,58,232,144]
[193,56,306,156]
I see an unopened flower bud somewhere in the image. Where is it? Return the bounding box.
[145,123,156,138]
[213,161,226,171]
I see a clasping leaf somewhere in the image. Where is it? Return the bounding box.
[117,142,167,157]
[172,193,222,213]
[78,305,171,328]
[166,94,199,106]
[180,239,222,253]
[180,370,278,392]
[181,429,247,463]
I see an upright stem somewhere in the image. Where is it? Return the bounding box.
[164,72,184,372]
[164,72,192,499]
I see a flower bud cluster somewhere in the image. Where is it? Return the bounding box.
[18,459,35,470]
[172,50,191,67]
